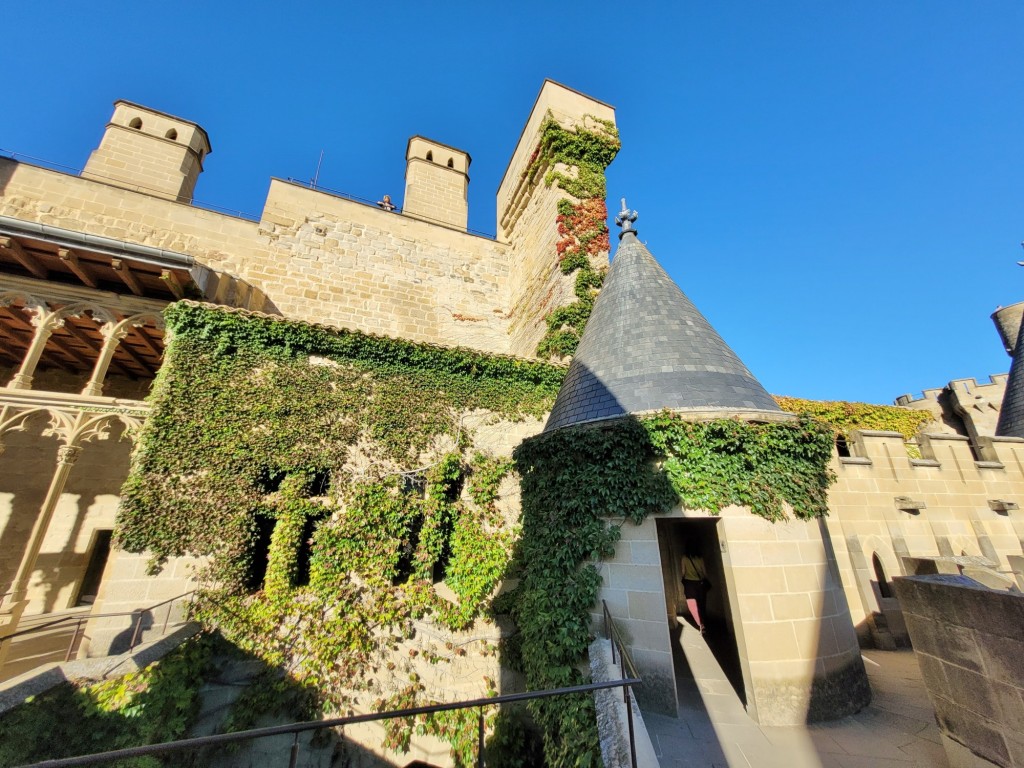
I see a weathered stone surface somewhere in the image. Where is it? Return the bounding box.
[894,574,1024,767]
[544,230,781,432]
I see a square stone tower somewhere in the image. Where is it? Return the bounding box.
[402,136,470,230]
[82,101,211,202]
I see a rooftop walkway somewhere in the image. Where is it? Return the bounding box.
[642,620,947,767]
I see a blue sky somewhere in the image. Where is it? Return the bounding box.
[3,2,1021,404]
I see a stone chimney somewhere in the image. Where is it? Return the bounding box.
[82,101,211,203]
[402,136,470,230]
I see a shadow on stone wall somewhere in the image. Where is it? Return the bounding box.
[894,574,1024,767]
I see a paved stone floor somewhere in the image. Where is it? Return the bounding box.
[641,621,948,767]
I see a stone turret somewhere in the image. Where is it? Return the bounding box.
[548,204,868,725]
[996,303,1024,438]
[82,101,211,203]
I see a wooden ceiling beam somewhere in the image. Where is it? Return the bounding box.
[57,248,99,289]
[160,269,185,300]
[111,258,144,296]
[132,325,165,358]
[0,236,48,280]
[112,338,157,376]
[46,332,94,371]
[0,325,27,365]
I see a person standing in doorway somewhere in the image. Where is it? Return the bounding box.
[681,540,710,635]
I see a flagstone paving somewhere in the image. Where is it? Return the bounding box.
[641,621,947,767]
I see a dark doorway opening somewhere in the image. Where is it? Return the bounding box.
[74,529,112,606]
[657,518,746,705]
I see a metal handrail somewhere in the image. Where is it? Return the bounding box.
[1,591,195,663]
[18,677,641,768]
[603,600,641,768]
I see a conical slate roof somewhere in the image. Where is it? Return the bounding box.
[996,310,1024,437]
[544,228,781,432]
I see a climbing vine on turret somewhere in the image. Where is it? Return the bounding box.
[525,114,621,360]
[507,412,835,766]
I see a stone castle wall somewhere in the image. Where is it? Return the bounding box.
[0,159,517,354]
[827,429,1024,647]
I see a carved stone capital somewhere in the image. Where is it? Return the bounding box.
[56,444,83,466]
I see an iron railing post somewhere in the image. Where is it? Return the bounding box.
[288,732,299,768]
[128,612,143,651]
[477,708,485,768]
[625,686,637,768]
[64,617,83,662]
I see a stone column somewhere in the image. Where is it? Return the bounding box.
[0,443,82,673]
[6,307,61,391]
[82,323,132,397]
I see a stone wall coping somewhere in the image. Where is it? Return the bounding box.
[853,429,905,438]
[0,622,201,716]
[589,638,659,768]
[921,432,971,442]
[909,458,941,468]
[974,460,1006,470]
[839,456,873,466]
[269,177,501,242]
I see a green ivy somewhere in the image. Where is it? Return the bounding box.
[0,635,213,767]
[117,303,540,763]
[508,413,835,766]
[774,395,935,441]
[528,116,620,360]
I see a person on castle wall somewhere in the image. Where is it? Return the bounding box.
[376,194,396,212]
[681,541,711,636]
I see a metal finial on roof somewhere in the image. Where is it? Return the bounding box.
[614,198,638,239]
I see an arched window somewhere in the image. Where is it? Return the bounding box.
[165,128,178,140]
[872,553,893,599]
[128,117,143,129]
[447,158,454,168]
[425,150,433,162]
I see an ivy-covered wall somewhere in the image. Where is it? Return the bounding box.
[116,302,562,764]
[113,301,940,764]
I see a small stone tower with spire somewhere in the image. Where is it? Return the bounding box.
[541,202,868,724]
[995,301,1024,438]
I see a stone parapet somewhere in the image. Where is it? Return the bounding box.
[893,574,1024,767]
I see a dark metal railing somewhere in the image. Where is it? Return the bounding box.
[17,677,641,768]
[1,591,195,663]
[603,600,642,768]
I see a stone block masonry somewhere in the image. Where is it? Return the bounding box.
[894,574,1024,767]
[826,429,1024,647]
